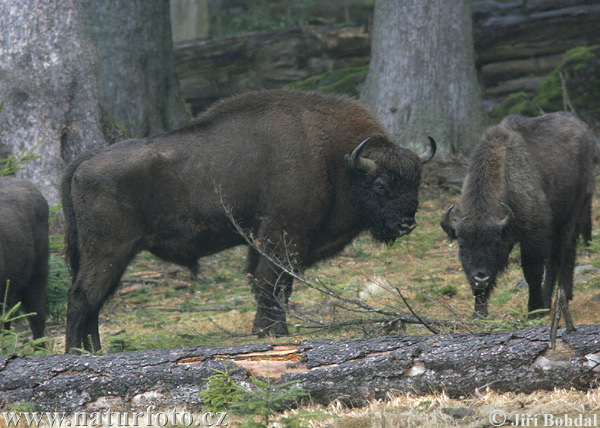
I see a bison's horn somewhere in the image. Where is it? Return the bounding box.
[441,204,458,240]
[419,136,437,164]
[350,137,377,174]
[498,202,514,228]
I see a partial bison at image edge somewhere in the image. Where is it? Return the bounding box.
[62,90,436,353]
[0,176,49,342]
[441,112,596,318]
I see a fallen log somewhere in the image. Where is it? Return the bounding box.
[1,325,600,412]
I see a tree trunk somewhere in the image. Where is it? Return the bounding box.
[81,0,190,138]
[361,0,488,155]
[1,326,599,411]
[0,0,107,205]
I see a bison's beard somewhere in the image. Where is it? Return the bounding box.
[369,224,400,245]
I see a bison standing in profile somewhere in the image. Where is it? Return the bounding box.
[0,177,49,340]
[441,112,596,317]
[62,90,436,353]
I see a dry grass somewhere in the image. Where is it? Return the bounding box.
[289,387,600,428]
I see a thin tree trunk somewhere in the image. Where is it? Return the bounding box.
[1,326,599,411]
[361,0,488,155]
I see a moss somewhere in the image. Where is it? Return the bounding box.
[533,45,600,114]
[286,66,369,97]
[490,92,538,123]
[493,45,600,123]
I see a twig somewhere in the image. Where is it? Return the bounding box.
[395,287,439,334]
[559,71,577,116]
[437,298,475,334]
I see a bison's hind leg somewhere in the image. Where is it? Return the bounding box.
[20,288,47,342]
[66,247,138,353]
[21,248,50,342]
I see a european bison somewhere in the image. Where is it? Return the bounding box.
[0,177,49,340]
[441,112,596,317]
[62,90,436,352]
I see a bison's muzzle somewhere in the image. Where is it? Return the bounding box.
[386,219,417,238]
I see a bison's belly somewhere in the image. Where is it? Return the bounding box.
[145,223,245,269]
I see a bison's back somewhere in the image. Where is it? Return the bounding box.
[502,113,596,206]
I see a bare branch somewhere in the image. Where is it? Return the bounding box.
[559,71,577,116]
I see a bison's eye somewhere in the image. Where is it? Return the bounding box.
[373,178,389,195]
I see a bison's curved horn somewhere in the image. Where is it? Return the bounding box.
[498,202,514,228]
[419,136,437,164]
[440,204,458,240]
[350,137,377,174]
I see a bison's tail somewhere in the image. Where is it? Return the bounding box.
[61,151,97,277]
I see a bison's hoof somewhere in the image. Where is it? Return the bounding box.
[527,308,550,320]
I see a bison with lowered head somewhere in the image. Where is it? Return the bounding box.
[0,177,49,340]
[441,112,596,317]
[62,90,436,352]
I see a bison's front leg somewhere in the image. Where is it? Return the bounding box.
[247,248,292,337]
[520,243,546,317]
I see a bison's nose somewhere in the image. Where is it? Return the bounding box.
[387,219,417,237]
[472,271,491,289]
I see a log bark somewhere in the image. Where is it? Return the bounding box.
[1,325,600,411]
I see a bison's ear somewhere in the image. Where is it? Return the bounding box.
[345,137,377,174]
[440,204,457,240]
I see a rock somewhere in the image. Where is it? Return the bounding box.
[574,264,600,283]
[514,277,529,290]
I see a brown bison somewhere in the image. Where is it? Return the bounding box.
[0,177,49,340]
[62,90,436,352]
[441,112,596,317]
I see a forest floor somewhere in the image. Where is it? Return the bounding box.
[16,159,600,427]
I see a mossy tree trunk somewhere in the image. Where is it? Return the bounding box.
[361,0,488,155]
[0,0,107,205]
[81,0,190,138]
